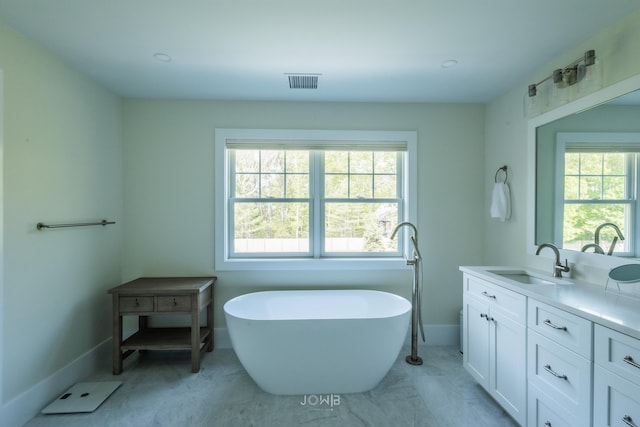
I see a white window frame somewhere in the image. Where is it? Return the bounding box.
[215,128,418,271]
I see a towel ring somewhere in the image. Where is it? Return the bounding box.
[495,165,508,183]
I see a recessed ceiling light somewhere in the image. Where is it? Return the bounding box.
[153,52,172,63]
[441,59,458,69]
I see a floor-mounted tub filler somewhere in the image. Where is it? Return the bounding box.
[224,289,411,395]
[390,221,426,365]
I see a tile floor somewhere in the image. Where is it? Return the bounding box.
[26,346,518,427]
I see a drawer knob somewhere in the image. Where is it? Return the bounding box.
[623,415,636,427]
[543,364,568,380]
[623,355,640,370]
[543,319,567,331]
[544,422,552,427]
[481,291,496,299]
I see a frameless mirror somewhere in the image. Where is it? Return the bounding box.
[535,87,640,257]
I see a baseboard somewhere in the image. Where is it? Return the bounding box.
[1,338,111,427]
[214,327,233,349]
[419,324,461,347]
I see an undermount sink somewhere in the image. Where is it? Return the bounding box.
[488,270,572,285]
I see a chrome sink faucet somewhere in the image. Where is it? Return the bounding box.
[535,243,570,278]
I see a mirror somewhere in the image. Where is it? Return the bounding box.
[534,83,640,258]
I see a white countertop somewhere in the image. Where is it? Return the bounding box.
[460,266,640,340]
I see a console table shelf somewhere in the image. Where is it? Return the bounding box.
[109,277,216,374]
[122,327,211,350]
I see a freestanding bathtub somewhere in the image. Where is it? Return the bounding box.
[224,289,411,395]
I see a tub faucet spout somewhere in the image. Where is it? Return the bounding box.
[391,222,422,260]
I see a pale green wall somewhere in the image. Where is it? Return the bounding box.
[0,21,123,401]
[485,9,640,271]
[122,100,485,328]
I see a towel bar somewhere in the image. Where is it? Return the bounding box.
[37,220,115,230]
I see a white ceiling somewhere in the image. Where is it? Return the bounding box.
[1,0,640,103]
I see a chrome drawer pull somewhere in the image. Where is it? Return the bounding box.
[623,355,640,370]
[623,415,636,427]
[480,313,488,319]
[543,364,567,380]
[544,422,552,427]
[482,291,496,299]
[543,319,567,331]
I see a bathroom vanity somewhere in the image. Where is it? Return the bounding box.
[460,266,640,427]
[108,276,216,374]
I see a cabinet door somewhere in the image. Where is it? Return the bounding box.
[492,306,526,426]
[463,294,490,389]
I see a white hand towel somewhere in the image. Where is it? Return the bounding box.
[490,182,511,221]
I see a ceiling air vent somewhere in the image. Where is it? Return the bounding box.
[287,74,319,89]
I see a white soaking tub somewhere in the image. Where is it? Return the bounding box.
[224,289,411,395]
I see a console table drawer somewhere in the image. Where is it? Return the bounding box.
[120,296,154,312]
[157,296,192,312]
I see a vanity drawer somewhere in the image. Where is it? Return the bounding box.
[528,383,575,427]
[594,365,640,427]
[527,330,592,426]
[528,299,592,359]
[157,296,192,312]
[465,276,526,324]
[595,324,640,383]
[119,296,154,313]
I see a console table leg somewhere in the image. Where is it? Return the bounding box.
[206,290,214,352]
[112,294,123,375]
[191,294,200,373]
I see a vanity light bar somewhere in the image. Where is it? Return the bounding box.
[528,50,596,97]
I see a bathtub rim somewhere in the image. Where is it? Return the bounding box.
[223,289,411,321]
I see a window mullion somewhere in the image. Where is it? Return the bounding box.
[228,151,236,256]
[313,151,322,258]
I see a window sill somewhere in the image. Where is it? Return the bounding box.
[215,257,410,271]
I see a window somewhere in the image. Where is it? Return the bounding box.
[215,129,417,270]
[556,133,640,256]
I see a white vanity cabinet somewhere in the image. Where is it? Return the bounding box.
[526,299,593,427]
[593,325,640,427]
[463,273,527,426]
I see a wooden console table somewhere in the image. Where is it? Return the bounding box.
[108,277,216,374]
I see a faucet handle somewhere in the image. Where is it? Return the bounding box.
[555,259,570,274]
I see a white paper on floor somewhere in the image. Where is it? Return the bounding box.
[41,381,122,414]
